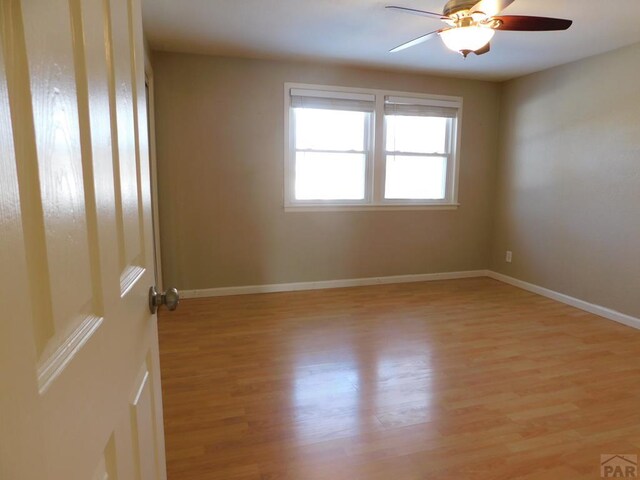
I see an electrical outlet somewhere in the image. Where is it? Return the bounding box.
[506,251,513,263]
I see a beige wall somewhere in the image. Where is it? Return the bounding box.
[152,52,501,289]
[491,43,640,318]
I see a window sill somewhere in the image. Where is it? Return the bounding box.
[284,203,460,212]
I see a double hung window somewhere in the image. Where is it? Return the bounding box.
[285,84,462,210]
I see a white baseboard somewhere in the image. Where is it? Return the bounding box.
[181,270,488,299]
[180,269,639,332]
[486,271,640,331]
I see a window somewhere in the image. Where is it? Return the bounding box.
[285,84,462,210]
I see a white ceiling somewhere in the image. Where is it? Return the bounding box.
[142,0,640,81]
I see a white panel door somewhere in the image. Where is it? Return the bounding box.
[0,0,167,479]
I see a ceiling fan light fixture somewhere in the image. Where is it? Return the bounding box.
[439,26,495,55]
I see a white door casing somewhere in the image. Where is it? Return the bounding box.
[0,0,167,479]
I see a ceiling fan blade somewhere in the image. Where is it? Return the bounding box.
[389,29,444,53]
[470,0,515,17]
[493,15,573,31]
[385,6,448,21]
[474,42,491,55]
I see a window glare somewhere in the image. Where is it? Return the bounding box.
[295,152,365,200]
[385,155,446,200]
[295,108,366,152]
[386,116,448,154]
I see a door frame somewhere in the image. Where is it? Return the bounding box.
[144,44,163,292]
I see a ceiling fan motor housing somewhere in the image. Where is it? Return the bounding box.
[443,0,479,16]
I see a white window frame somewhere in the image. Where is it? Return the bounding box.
[284,83,463,212]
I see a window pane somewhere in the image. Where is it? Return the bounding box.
[295,108,366,151]
[295,152,365,200]
[385,155,446,200]
[385,115,448,154]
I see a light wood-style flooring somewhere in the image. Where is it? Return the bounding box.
[158,278,640,479]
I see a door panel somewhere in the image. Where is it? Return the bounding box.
[20,0,100,382]
[0,0,166,478]
[107,0,146,288]
[131,357,162,480]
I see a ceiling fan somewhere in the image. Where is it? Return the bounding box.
[387,0,573,57]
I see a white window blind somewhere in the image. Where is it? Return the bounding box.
[384,96,459,118]
[290,89,376,112]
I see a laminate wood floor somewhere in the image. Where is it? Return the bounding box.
[158,278,640,480]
